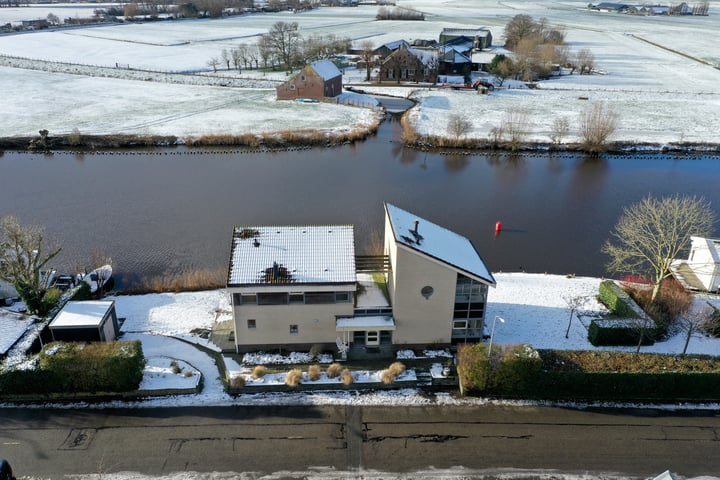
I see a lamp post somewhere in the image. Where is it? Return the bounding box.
[487,315,505,360]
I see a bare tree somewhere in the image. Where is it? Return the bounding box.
[563,295,587,338]
[602,194,715,303]
[0,216,61,316]
[550,116,570,144]
[359,40,375,82]
[46,13,60,25]
[575,48,595,75]
[501,109,530,151]
[231,46,243,71]
[579,102,619,152]
[206,56,219,72]
[488,55,515,86]
[221,48,231,70]
[262,21,301,71]
[447,114,472,142]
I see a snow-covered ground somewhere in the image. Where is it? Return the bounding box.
[3,272,720,408]
[0,0,718,143]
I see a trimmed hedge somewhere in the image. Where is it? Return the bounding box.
[588,318,656,346]
[458,343,542,396]
[598,280,636,317]
[0,340,145,395]
[458,348,720,402]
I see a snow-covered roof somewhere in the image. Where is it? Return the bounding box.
[385,203,495,286]
[310,59,341,81]
[440,28,491,38]
[50,300,114,328]
[407,47,437,66]
[227,225,356,287]
[336,315,395,331]
[690,236,720,262]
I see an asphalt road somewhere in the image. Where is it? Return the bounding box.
[2,404,719,478]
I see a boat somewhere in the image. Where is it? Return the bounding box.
[82,264,113,293]
[295,98,319,104]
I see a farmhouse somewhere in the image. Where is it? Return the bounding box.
[671,236,720,293]
[379,45,438,83]
[226,204,495,358]
[276,59,342,101]
[49,300,120,342]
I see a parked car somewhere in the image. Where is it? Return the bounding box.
[0,459,15,480]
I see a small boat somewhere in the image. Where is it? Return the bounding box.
[295,98,319,104]
[82,264,113,293]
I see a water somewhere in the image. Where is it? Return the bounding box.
[1,121,719,288]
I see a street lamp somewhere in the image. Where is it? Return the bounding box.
[487,315,505,360]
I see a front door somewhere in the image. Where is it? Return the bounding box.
[366,330,379,346]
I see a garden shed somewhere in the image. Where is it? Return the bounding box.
[49,300,120,342]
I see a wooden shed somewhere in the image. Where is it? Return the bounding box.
[49,300,120,342]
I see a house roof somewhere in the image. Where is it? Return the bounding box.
[384,203,495,286]
[50,300,114,328]
[691,236,720,263]
[310,59,341,81]
[407,47,437,66]
[227,225,356,287]
[440,27,491,38]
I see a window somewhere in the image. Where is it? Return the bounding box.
[232,293,242,305]
[289,293,304,304]
[335,292,351,303]
[257,293,288,305]
[247,319,256,329]
[300,75,306,82]
[305,292,335,304]
[289,84,296,90]
[289,324,299,334]
[241,294,257,305]
[421,286,434,299]
[453,320,468,329]
[407,69,415,78]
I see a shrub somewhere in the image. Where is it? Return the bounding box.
[598,280,636,317]
[230,375,245,388]
[341,368,354,385]
[702,306,720,337]
[70,282,93,301]
[326,362,343,378]
[381,361,406,383]
[457,343,541,396]
[307,364,321,381]
[251,365,267,379]
[0,340,145,395]
[170,360,182,374]
[183,371,194,378]
[285,368,303,387]
[309,344,323,359]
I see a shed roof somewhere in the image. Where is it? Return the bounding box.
[227,225,356,286]
[310,59,341,81]
[50,301,114,328]
[385,203,495,286]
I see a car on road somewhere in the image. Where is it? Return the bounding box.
[0,459,15,480]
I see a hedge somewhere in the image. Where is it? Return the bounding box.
[588,318,656,346]
[0,340,145,395]
[458,348,720,402]
[598,280,636,317]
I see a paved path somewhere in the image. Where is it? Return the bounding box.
[2,405,720,478]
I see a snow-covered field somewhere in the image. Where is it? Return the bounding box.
[0,0,719,143]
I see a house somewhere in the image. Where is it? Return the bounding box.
[670,236,720,293]
[439,28,493,50]
[379,45,438,83]
[383,203,496,348]
[49,300,120,342]
[226,204,495,357]
[276,59,342,101]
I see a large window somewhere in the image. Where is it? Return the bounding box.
[305,292,335,304]
[257,293,289,305]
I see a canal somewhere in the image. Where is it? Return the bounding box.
[1,116,719,288]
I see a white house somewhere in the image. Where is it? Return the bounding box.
[226,204,496,358]
[670,236,720,293]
